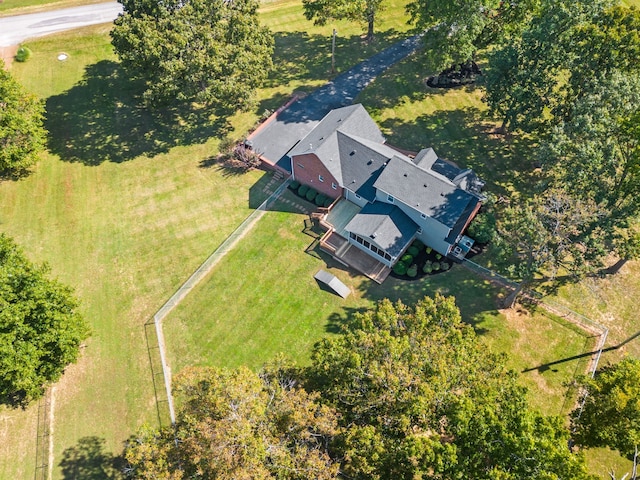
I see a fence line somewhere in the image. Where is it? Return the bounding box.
[462,257,609,416]
[34,388,51,480]
[149,174,291,425]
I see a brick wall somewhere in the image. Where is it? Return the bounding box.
[292,153,342,199]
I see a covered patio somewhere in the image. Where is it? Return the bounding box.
[316,200,391,284]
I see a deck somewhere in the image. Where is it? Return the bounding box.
[318,200,391,284]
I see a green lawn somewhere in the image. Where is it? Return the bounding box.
[165,191,591,418]
[0,1,632,478]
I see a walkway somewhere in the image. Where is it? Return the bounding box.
[249,33,424,171]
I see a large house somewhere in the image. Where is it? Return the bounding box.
[286,104,484,274]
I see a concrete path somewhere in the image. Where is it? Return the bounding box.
[0,2,122,47]
[249,33,424,171]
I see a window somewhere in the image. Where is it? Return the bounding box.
[387,195,395,203]
[318,175,324,182]
[384,253,392,261]
[354,193,362,199]
[350,232,356,240]
[356,236,364,245]
[296,163,304,169]
[331,182,337,190]
[363,240,370,249]
[417,228,423,234]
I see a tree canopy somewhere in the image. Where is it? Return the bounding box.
[124,363,339,479]
[0,234,89,405]
[309,295,594,479]
[124,296,594,478]
[407,0,539,70]
[302,0,385,42]
[571,358,640,462]
[111,0,274,110]
[0,67,46,176]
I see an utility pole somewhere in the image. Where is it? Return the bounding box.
[331,28,337,73]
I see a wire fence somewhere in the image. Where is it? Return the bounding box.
[148,173,291,425]
[34,388,51,480]
[462,257,609,419]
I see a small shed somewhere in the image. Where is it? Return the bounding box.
[314,270,351,299]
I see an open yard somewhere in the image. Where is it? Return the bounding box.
[0,0,637,478]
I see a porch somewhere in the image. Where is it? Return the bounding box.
[315,199,391,284]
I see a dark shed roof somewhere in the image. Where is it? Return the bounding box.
[345,202,418,257]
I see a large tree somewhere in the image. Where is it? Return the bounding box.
[308,295,595,479]
[493,190,603,306]
[406,0,539,70]
[124,364,340,479]
[540,71,640,267]
[302,0,385,42]
[0,234,89,405]
[571,358,640,475]
[483,0,613,133]
[0,67,46,176]
[111,0,274,110]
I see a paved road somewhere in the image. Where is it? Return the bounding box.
[0,2,122,47]
[249,33,424,172]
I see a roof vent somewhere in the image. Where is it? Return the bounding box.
[350,150,357,156]
[371,233,377,239]
[367,159,373,165]
[424,184,428,188]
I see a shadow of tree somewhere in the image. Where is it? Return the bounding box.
[59,436,125,480]
[45,60,231,165]
[359,263,504,336]
[265,29,410,91]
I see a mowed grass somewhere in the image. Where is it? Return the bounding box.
[1,25,270,480]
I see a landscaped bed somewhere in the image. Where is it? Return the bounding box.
[391,239,454,280]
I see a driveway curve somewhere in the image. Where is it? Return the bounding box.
[249,33,423,171]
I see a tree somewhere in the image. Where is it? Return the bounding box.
[302,0,385,42]
[406,0,539,70]
[111,0,274,110]
[0,234,89,405]
[541,71,640,266]
[0,67,46,176]
[483,0,612,133]
[493,190,602,306]
[571,358,640,476]
[308,295,595,479]
[124,363,340,479]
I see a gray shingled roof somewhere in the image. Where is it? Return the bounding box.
[374,156,478,229]
[345,202,418,257]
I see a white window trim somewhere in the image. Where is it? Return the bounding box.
[318,175,324,182]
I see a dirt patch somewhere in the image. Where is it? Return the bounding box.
[0,46,18,69]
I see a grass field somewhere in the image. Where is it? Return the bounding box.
[0,0,635,478]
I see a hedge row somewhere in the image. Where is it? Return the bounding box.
[288,181,334,208]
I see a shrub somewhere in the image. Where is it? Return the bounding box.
[412,239,425,250]
[423,264,433,274]
[289,180,300,191]
[393,262,407,275]
[425,247,432,254]
[401,254,413,265]
[435,253,442,260]
[323,197,333,208]
[298,184,309,197]
[15,46,32,62]
[467,211,496,244]
[407,264,418,278]
[432,262,441,271]
[408,246,420,257]
[306,189,318,202]
[315,194,326,206]
[441,262,451,271]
